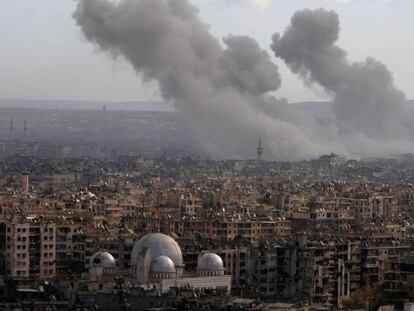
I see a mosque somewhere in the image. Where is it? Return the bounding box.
[87,233,231,295]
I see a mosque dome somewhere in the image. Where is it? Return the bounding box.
[90,251,116,268]
[198,253,224,271]
[150,255,176,274]
[131,233,183,267]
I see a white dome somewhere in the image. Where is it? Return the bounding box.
[198,253,224,271]
[131,233,183,267]
[90,251,116,268]
[151,255,176,273]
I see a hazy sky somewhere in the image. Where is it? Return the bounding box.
[0,0,413,103]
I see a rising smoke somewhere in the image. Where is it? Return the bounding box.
[73,1,414,160]
[272,8,411,141]
[73,0,333,160]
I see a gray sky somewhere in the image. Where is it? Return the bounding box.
[0,0,412,103]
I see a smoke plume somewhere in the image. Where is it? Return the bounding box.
[73,0,333,160]
[271,8,409,141]
[74,1,414,160]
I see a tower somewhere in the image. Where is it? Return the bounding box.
[8,116,14,139]
[257,136,263,161]
[22,173,30,193]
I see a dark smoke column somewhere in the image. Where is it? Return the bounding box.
[73,0,332,160]
[271,9,407,140]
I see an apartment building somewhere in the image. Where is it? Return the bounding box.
[0,216,56,279]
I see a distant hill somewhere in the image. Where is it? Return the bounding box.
[0,98,333,114]
[0,99,175,112]
[291,100,414,121]
[0,99,412,116]
[290,101,334,123]
[290,101,332,115]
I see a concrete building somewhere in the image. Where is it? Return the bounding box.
[0,216,56,279]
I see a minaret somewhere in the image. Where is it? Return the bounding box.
[257,136,263,161]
